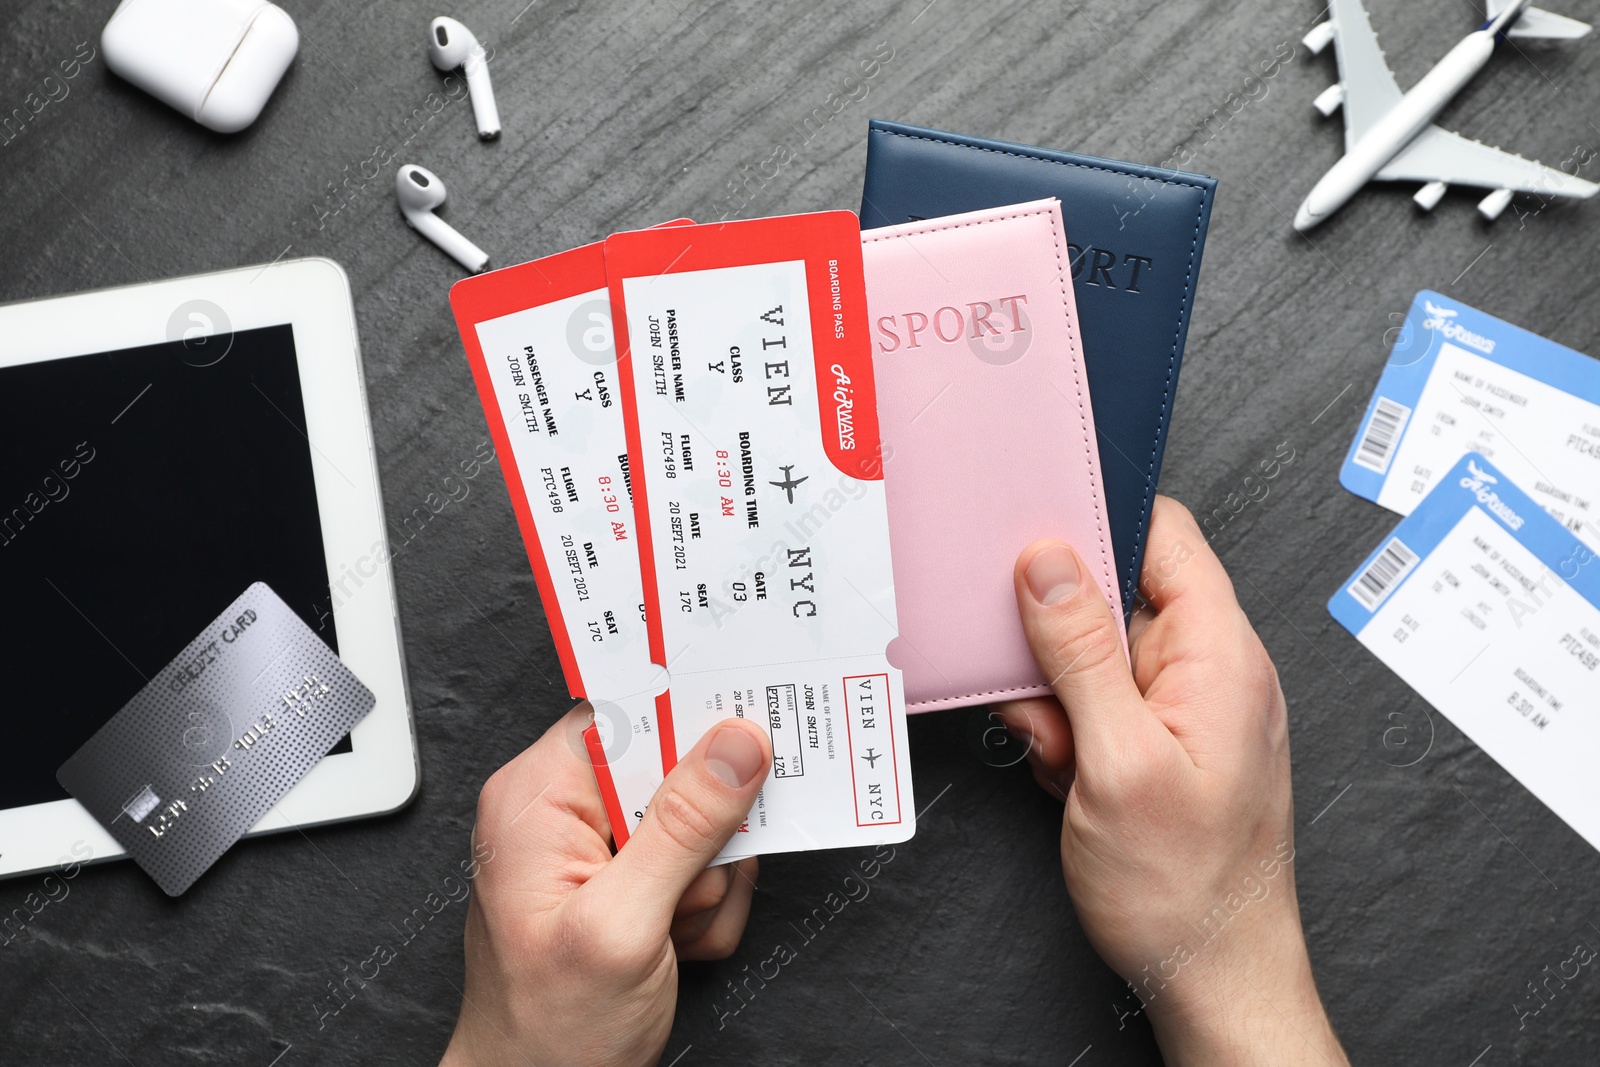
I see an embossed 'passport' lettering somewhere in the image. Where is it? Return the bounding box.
[1066,244,1155,293]
[874,295,1029,352]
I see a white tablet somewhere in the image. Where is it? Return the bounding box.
[0,258,417,880]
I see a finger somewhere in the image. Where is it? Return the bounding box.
[1028,760,1071,803]
[994,697,1076,800]
[585,717,771,931]
[674,863,734,921]
[669,906,717,946]
[991,696,1074,780]
[1013,540,1163,766]
[1126,597,1156,648]
[670,859,750,944]
[1136,496,1240,617]
[675,858,759,961]
[472,702,614,891]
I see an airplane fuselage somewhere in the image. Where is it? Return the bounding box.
[1294,27,1499,229]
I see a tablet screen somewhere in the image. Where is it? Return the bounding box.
[0,324,347,810]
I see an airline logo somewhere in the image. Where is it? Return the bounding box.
[1460,458,1525,531]
[1423,300,1496,355]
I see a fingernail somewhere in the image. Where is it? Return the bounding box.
[1026,544,1080,605]
[706,725,765,787]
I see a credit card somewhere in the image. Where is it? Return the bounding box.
[606,211,915,859]
[1330,454,1600,850]
[1341,290,1600,551]
[449,231,693,847]
[56,582,375,895]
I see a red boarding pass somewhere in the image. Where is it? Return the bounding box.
[449,227,690,847]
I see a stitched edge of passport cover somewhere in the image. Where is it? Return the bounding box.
[864,201,1120,711]
[863,121,1214,616]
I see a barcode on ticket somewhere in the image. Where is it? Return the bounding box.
[1352,396,1412,474]
[1349,537,1419,611]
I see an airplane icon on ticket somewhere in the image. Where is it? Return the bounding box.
[770,464,808,503]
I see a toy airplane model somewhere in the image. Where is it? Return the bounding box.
[1294,0,1600,230]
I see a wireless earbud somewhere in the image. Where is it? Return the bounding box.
[428,16,499,140]
[395,164,489,273]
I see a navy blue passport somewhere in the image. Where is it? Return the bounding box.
[860,119,1215,617]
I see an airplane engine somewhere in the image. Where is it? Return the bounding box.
[1413,181,1448,211]
[1478,188,1514,220]
[1314,84,1345,117]
[1302,20,1336,54]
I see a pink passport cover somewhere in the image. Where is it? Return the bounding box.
[862,199,1123,712]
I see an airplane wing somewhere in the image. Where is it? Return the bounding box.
[1375,124,1600,198]
[1327,0,1404,150]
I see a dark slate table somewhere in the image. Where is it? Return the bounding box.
[4,0,1599,1062]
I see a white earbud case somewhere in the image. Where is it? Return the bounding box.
[102,0,298,133]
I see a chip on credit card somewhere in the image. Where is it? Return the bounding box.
[57,582,375,895]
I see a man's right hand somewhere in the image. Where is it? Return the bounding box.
[994,496,1347,1066]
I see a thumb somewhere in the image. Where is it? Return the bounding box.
[587,717,770,928]
[1014,541,1156,764]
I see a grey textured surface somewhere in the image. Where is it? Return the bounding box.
[4,0,1600,1063]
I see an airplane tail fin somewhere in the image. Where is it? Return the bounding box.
[1486,1,1592,38]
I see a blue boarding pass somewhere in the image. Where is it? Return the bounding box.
[1330,454,1600,851]
[1340,291,1600,552]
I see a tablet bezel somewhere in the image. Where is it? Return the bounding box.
[0,258,418,880]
